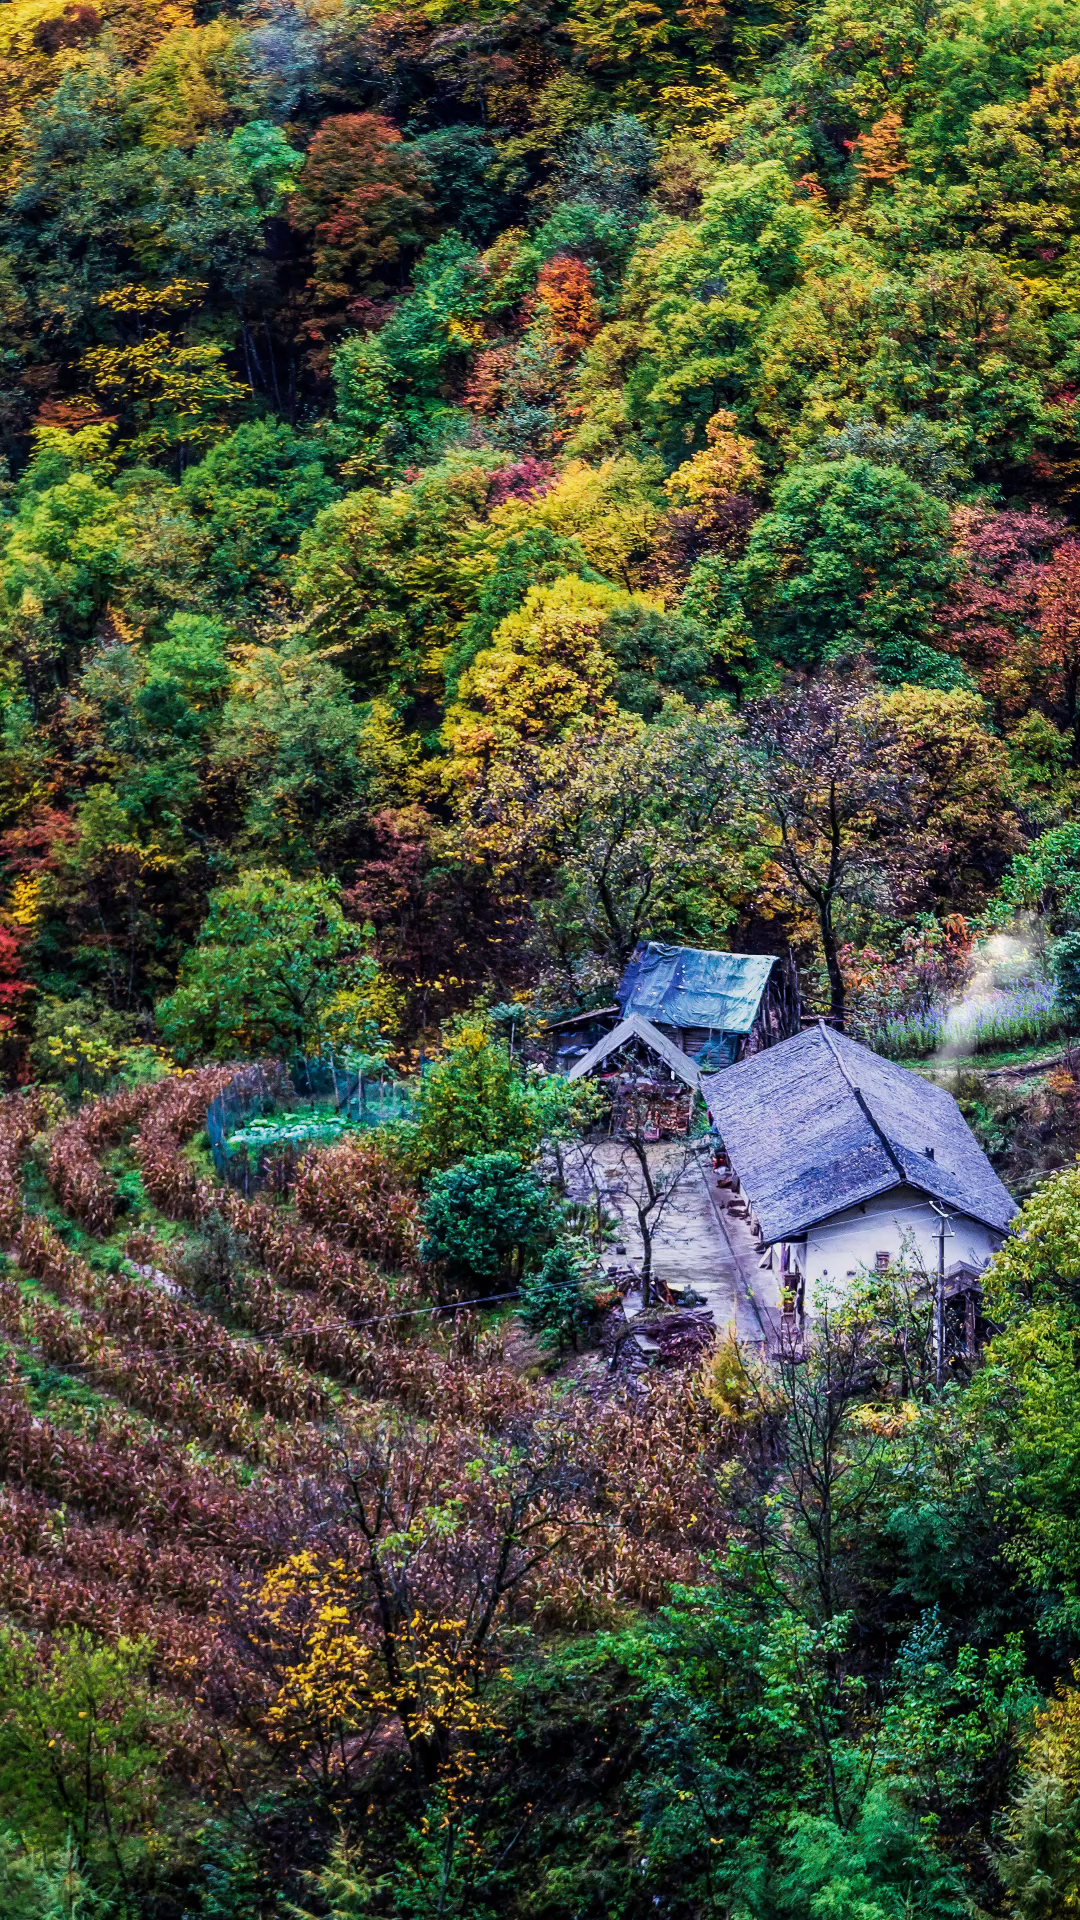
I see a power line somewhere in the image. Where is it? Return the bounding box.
[0,1289,524,1374]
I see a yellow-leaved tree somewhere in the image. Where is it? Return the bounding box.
[494,454,662,589]
[241,1418,581,1791]
[664,408,765,529]
[443,574,655,785]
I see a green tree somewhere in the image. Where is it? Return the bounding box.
[420,1151,553,1292]
[978,1165,1080,1623]
[63,612,230,840]
[1,63,296,350]
[0,426,134,678]
[994,822,1080,931]
[210,639,377,871]
[737,456,961,683]
[179,420,338,602]
[409,126,502,245]
[601,602,718,717]
[329,234,491,474]
[0,1828,117,1919]
[156,868,380,1062]
[0,1628,182,1903]
[615,1567,972,1914]
[0,425,211,711]
[293,453,496,701]
[1052,930,1080,1031]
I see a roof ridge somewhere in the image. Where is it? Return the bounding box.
[817,1021,908,1186]
[817,1018,853,1084]
[700,1029,1017,1240]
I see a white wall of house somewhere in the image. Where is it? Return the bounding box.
[768,1184,1005,1316]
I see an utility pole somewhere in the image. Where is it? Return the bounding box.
[936,1211,945,1388]
[929,1203,954,1388]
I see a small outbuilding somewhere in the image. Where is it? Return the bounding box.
[616,942,800,1070]
[701,1024,1017,1320]
[566,1012,700,1138]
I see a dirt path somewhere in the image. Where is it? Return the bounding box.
[563,1141,777,1348]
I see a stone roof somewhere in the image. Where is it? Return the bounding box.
[701,1024,1017,1243]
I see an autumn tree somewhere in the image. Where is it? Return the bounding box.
[662,408,765,547]
[936,519,1080,769]
[748,675,1016,1026]
[442,575,630,782]
[248,1421,586,1786]
[460,701,758,988]
[80,281,251,463]
[290,113,434,327]
[934,505,1068,716]
[1031,540,1080,760]
[851,111,909,191]
[534,254,602,359]
[1001,1667,1080,1912]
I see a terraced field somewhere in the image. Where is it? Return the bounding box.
[0,1070,731,1862]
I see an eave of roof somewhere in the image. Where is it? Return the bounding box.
[763,1171,1006,1246]
[566,1012,701,1090]
[544,1005,619,1033]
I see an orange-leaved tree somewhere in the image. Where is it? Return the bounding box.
[534,255,602,360]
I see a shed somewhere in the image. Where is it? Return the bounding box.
[566,1011,700,1136]
[701,1024,1017,1317]
[617,942,799,1069]
[567,1012,701,1089]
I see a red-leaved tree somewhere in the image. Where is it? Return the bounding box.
[290,113,433,326]
[935,505,1068,718]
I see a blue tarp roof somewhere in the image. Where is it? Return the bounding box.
[617,943,778,1035]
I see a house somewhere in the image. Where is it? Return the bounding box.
[701,1024,1017,1318]
[616,942,800,1070]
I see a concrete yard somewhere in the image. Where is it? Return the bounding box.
[562,1139,782,1351]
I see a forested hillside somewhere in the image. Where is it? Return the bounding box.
[4,0,1080,1913]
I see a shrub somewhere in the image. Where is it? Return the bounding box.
[518,1244,595,1353]
[408,1015,585,1177]
[420,1153,552,1292]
